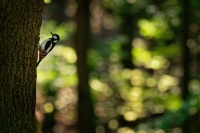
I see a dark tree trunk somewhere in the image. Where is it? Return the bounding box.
[180,0,190,132]
[0,0,43,132]
[45,0,66,23]
[120,14,134,69]
[74,0,95,133]
[181,0,190,100]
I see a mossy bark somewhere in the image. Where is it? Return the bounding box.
[0,0,43,132]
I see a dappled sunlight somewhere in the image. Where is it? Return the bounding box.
[44,0,51,4]
[54,46,77,63]
[146,78,157,87]
[122,98,143,121]
[157,75,179,92]
[132,47,151,66]
[108,119,119,130]
[164,95,182,111]
[128,87,143,101]
[130,70,145,86]
[138,18,173,39]
[36,43,78,132]
[42,102,54,113]
[90,79,113,97]
[37,36,188,132]
[118,127,135,133]
[96,126,105,133]
[90,55,185,129]
[36,87,78,128]
[147,56,168,70]
[124,111,139,121]
[132,38,169,70]
[149,104,165,114]
[36,0,200,133]
[189,79,200,94]
[37,45,77,87]
[55,88,78,125]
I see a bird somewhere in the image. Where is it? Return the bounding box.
[37,32,60,67]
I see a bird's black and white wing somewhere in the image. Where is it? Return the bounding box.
[40,39,53,54]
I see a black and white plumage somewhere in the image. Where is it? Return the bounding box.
[37,32,60,67]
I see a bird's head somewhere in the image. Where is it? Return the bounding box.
[50,32,60,43]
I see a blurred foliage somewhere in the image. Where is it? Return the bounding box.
[36,0,200,133]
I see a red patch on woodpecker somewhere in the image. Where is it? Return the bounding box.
[39,48,43,60]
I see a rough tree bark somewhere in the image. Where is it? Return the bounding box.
[0,0,43,132]
[74,0,95,133]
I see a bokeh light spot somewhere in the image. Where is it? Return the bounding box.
[96,126,105,133]
[42,102,54,113]
[146,78,157,87]
[108,119,119,129]
[44,0,51,4]
[124,111,138,121]
[117,127,135,133]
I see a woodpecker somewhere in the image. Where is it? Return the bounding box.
[37,32,60,67]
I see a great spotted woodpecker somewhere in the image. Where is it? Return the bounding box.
[37,32,60,67]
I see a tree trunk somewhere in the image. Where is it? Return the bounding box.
[181,0,190,100]
[120,14,134,69]
[180,0,190,132]
[74,0,95,133]
[0,0,43,132]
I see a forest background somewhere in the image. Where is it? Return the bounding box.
[36,0,200,133]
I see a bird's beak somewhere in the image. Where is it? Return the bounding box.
[50,32,53,35]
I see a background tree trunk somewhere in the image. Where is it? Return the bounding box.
[0,0,43,132]
[180,0,190,132]
[74,0,95,133]
[120,13,134,69]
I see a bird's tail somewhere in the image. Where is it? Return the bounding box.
[37,59,42,67]
[37,46,44,67]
